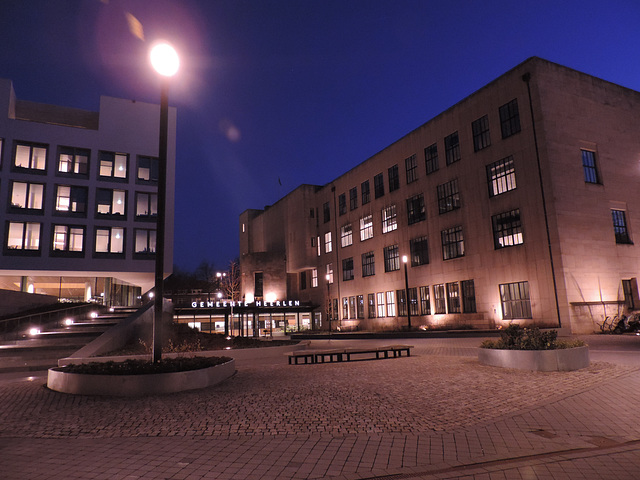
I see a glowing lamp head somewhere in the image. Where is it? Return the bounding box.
[402,255,408,264]
[150,42,180,77]
[29,327,40,336]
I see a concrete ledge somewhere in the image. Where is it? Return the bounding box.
[47,358,235,396]
[478,346,589,371]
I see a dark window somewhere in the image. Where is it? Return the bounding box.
[383,244,400,272]
[397,289,407,316]
[437,179,461,214]
[487,156,516,197]
[461,280,476,313]
[362,251,375,277]
[357,295,364,319]
[408,287,418,316]
[342,297,349,319]
[500,281,532,319]
[55,185,88,214]
[349,187,358,210]
[300,271,307,290]
[323,202,330,223]
[405,154,418,183]
[361,180,371,205]
[581,150,600,184]
[406,194,426,225]
[374,173,385,198]
[433,284,446,314]
[472,115,491,151]
[137,156,159,183]
[622,279,637,310]
[410,235,429,267]
[338,193,346,216]
[254,272,264,298]
[425,143,439,174]
[58,146,89,176]
[446,282,460,313]
[499,99,521,139]
[612,209,632,244]
[492,209,523,248]
[419,286,431,315]
[367,293,376,318]
[342,257,354,281]
[445,132,461,165]
[441,226,464,260]
[388,164,400,192]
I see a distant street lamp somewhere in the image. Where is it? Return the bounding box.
[403,255,412,331]
[150,42,179,363]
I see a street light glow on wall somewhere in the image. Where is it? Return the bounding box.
[150,41,179,363]
[403,255,412,331]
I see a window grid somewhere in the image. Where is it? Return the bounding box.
[323,202,330,223]
[446,282,461,313]
[437,179,461,214]
[134,228,156,254]
[14,143,47,171]
[360,215,373,241]
[384,244,400,272]
[397,289,407,316]
[52,225,84,253]
[612,209,632,244]
[349,187,358,210]
[11,181,44,210]
[368,293,376,318]
[445,131,461,165]
[492,209,523,248]
[376,292,386,318]
[433,284,446,314]
[499,99,521,139]
[95,227,124,254]
[472,115,491,151]
[406,194,426,225]
[581,150,600,184]
[382,205,398,233]
[357,295,364,319]
[7,222,41,251]
[388,164,400,192]
[405,154,418,184]
[338,194,346,216]
[487,156,516,197]
[410,235,429,267]
[362,251,375,277]
[462,280,476,313]
[324,232,332,253]
[441,226,464,260]
[425,143,439,175]
[58,147,89,175]
[419,286,431,315]
[361,180,371,205]
[342,257,354,281]
[500,281,532,319]
[386,291,396,316]
[340,224,353,247]
[374,173,385,198]
[312,269,318,288]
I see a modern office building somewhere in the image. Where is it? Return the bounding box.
[0,79,176,307]
[239,57,640,334]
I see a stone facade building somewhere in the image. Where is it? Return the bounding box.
[0,79,176,306]
[239,57,640,334]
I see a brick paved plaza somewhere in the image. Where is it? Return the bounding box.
[1,336,640,479]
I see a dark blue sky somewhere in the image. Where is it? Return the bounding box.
[2,0,640,272]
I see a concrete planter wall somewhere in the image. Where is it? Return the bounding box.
[478,346,589,371]
[47,358,235,396]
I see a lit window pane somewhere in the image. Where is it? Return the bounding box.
[15,145,31,167]
[112,190,125,215]
[11,182,27,208]
[114,154,127,178]
[7,223,23,249]
[111,228,124,253]
[24,223,40,249]
[69,228,84,252]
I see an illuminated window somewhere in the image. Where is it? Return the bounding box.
[324,231,332,253]
[367,293,376,318]
[386,291,396,316]
[340,224,353,247]
[357,295,364,319]
[55,185,87,214]
[312,269,318,288]
[326,264,334,284]
[362,251,375,277]
[472,115,491,151]
[397,289,407,316]
[52,225,84,253]
[445,131,460,165]
[425,143,438,174]
[14,143,47,170]
[433,284,446,314]
[419,286,431,315]
[499,99,521,139]
[383,244,400,272]
[437,179,461,214]
[487,156,516,197]
[99,151,127,179]
[135,192,158,219]
[96,189,126,216]
[405,154,418,184]
[95,227,124,254]
[7,222,40,251]
[376,292,386,317]
[10,182,43,210]
[360,215,373,241]
[446,282,460,313]
[492,209,523,248]
[135,229,156,254]
[58,147,89,175]
[137,156,158,182]
[382,205,397,233]
[342,297,348,319]
[500,281,532,319]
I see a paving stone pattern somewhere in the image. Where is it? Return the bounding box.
[1,338,639,479]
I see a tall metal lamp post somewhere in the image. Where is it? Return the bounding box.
[150,42,179,363]
[402,255,412,331]
[325,274,331,333]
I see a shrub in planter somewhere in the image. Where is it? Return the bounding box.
[480,324,584,350]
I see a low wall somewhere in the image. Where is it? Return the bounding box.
[478,346,590,371]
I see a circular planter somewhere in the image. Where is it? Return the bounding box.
[47,358,235,396]
[478,346,589,371]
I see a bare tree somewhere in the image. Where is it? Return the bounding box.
[218,259,240,301]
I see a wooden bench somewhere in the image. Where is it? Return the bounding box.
[288,345,413,364]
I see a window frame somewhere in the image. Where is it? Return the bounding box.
[492,209,524,249]
[374,173,385,199]
[500,281,532,319]
[581,149,600,184]
[499,99,521,139]
[441,225,465,260]
[381,204,398,233]
[406,194,426,225]
[425,143,439,175]
[362,251,375,277]
[437,179,461,214]
[612,209,632,244]
[487,156,517,197]
[444,131,461,165]
[410,235,429,267]
[51,224,85,256]
[342,257,354,281]
[57,146,89,177]
[388,164,400,192]
[472,115,491,152]
[360,215,374,241]
[383,244,400,272]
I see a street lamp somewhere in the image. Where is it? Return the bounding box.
[403,255,412,331]
[150,42,179,363]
